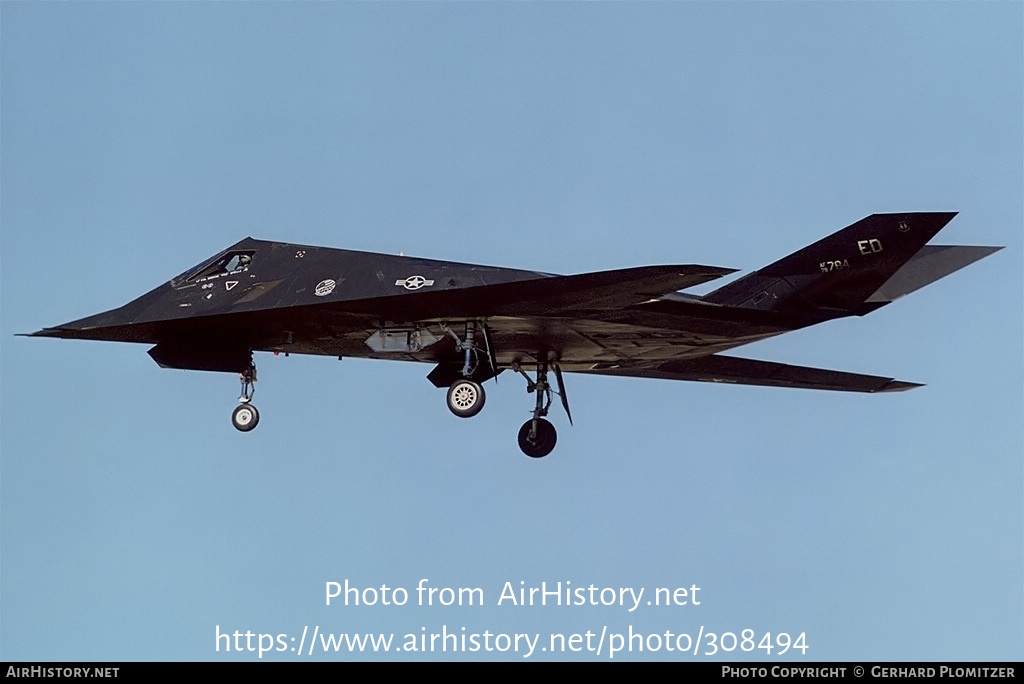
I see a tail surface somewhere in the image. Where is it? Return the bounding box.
[702,212,1000,319]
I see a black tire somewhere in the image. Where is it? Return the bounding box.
[446,379,485,418]
[231,403,260,432]
[518,418,557,458]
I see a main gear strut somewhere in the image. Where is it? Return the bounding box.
[514,361,563,458]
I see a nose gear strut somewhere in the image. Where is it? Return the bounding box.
[231,360,259,431]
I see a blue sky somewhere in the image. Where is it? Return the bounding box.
[2,2,1021,661]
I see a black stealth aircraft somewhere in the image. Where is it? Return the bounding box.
[29,212,999,457]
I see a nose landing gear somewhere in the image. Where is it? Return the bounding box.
[231,362,259,432]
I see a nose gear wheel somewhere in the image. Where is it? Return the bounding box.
[232,403,260,431]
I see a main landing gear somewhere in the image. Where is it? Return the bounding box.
[513,361,569,459]
[438,321,570,458]
[518,418,557,459]
[447,378,486,418]
[447,362,562,458]
[231,362,259,432]
[444,321,490,419]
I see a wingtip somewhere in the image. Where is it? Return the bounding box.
[675,265,739,276]
[875,380,925,393]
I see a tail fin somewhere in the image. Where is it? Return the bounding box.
[702,212,998,318]
[864,244,1003,303]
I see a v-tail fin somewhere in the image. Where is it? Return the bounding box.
[702,212,999,319]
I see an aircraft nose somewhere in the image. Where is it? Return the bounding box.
[25,306,137,339]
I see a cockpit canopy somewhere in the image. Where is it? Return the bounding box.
[172,250,255,286]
